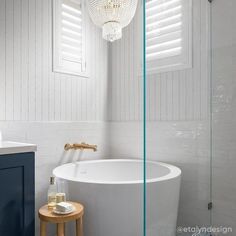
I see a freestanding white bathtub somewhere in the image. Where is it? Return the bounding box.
[53,159,181,236]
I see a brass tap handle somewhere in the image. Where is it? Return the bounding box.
[64,142,97,152]
[64,143,72,151]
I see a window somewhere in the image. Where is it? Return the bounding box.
[146,0,192,74]
[53,0,88,77]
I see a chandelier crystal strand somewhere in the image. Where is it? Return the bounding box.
[87,0,138,42]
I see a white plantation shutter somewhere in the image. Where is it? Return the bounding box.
[53,0,88,77]
[146,0,192,73]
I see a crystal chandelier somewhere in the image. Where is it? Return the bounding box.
[87,0,138,42]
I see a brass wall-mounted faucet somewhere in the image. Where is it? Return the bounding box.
[64,142,97,152]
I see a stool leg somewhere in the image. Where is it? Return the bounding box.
[57,223,65,236]
[76,217,83,236]
[40,221,47,236]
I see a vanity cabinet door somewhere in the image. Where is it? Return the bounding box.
[0,152,35,236]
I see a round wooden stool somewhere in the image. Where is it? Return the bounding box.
[38,201,84,236]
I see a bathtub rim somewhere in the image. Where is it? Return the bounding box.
[53,159,181,185]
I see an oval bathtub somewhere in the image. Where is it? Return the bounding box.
[53,159,181,236]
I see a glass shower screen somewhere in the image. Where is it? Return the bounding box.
[144,0,212,235]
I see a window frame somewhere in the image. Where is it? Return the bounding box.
[52,0,89,77]
[145,0,193,74]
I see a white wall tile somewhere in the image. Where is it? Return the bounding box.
[0,121,110,236]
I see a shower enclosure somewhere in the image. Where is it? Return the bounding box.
[144,0,236,235]
[210,0,236,235]
[145,0,211,235]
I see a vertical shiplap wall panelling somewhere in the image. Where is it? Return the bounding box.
[148,75,152,121]
[48,0,55,121]
[124,27,129,121]
[179,70,186,120]
[95,25,99,121]
[115,39,119,121]
[29,0,36,120]
[35,0,42,121]
[116,38,121,121]
[94,26,99,120]
[0,0,108,122]
[96,27,100,120]
[21,0,29,121]
[97,28,101,120]
[200,0,209,120]
[81,73,85,121]
[127,26,131,121]
[100,31,106,120]
[132,13,138,121]
[109,0,209,122]
[129,20,134,121]
[123,27,127,121]
[149,74,153,121]
[85,37,90,121]
[193,0,201,120]
[167,72,173,120]
[137,8,142,122]
[87,22,93,121]
[54,74,60,120]
[100,37,104,120]
[146,74,150,120]
[186,69,193,120]
[126,28,130,121]
[116,40,120,121]
[0,0,6,120]
[120,29,124,121]
[111,42,116,120]
[107,43,112,120]
[71,77,77,121]
[173,72,179,120]
[6,0,14,120]
[13,0,21,120]
[103,41,109,120]
[65,75,72,121]
[42,0,49,121]
[160,73,166,121]
[156,75,161,120]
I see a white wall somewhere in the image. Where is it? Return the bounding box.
[109,0,212,229]
[0,0,109,235]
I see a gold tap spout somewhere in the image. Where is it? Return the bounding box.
[64,142,97,152]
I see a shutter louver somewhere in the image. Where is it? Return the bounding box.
[61,1,83,64]
[146,0,183,61]
[53,0,88,77]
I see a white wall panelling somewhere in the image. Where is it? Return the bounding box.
[0,0,108,121]
[109,0,209,122]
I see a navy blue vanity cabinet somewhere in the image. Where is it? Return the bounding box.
[0,152,35,236]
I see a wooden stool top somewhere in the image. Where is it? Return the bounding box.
[38,201,84,223]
